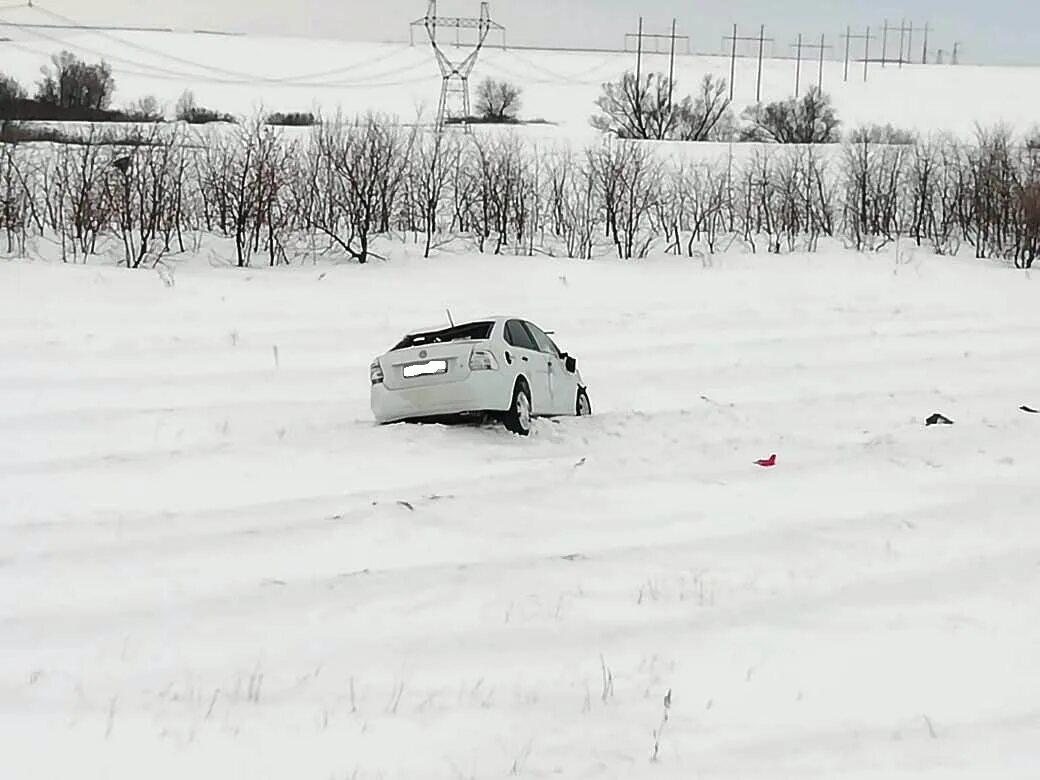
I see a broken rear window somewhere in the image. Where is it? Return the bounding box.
[392,321,494,351]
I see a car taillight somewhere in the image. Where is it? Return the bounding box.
[469,349,499,371]
[370,360,384,385]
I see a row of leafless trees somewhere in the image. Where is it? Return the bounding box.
[1,116,1038,268]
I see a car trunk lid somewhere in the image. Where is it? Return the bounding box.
[380,343,481,390]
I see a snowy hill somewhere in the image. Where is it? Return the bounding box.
[2,6,1040,137]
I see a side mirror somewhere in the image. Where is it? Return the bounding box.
[564,355,577,373]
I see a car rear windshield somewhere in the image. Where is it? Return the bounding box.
[392,321,494,351]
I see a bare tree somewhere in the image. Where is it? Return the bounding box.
[672,75,735,142]
[36,51,115,111]
[592,71,733,143]
[591,71,675,141]
[475,78,522,122]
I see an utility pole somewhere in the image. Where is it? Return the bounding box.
[894,20,929,67]
[756,24,766,102]
[842,26,875,82]
[728,23,737,100]
[409,1,505,132]
[723,24,774,102]
[792,34,832,94]
[843,25,851,82]
[635,16,644,85]
[635,16,643,131]
[865,26,872,80]
[667,18,677,111]
[807,34,831,91]
[898,18,906,67]
[792,33,803,97]
[881,19,889,67]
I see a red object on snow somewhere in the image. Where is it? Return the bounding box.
[755,454,777,467]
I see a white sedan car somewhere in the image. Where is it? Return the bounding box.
[370,316,591,435]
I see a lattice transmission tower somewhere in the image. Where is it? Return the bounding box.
[410,1,505,131]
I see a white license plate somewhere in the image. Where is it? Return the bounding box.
[403,360,448,378]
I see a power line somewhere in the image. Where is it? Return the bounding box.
[1,36,435,90]
[5,4,427,86]
[502,47,619,83]
[29,3,264,82]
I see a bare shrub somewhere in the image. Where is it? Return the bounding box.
[468,133,535,254]
[964,124,1018,259]
[176,90,235,124]
[0,73,27,104]
[848,123,917,145]
[266,112,318,127]
[589,139,661,259]
[545,147,597,259]
[106,126,188,267]
[772,146,834,252]
[125,95,163,122]
[741,88,841,144]
[41,127,114,261]
[406,130,461,257]
[673,75,735,142]
[840,132,911,250]
[0,142,33,254]
[1014,180,1040,268]
[307,112,414,263]
[4,108,1040,272]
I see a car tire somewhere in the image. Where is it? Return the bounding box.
[576,387,592,416]
[503,381,533,436]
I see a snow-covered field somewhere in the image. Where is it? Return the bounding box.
[2,5,1040,136]
[3,248,1040,779]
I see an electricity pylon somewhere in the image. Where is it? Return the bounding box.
[410,1,505,131]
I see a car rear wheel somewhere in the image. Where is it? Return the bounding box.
[503,382,532,436]
[576,388,592,416]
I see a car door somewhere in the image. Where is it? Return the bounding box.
[503,319,551,414]
[523,321,577,415]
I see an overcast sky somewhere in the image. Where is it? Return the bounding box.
[17,0,1040,65]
